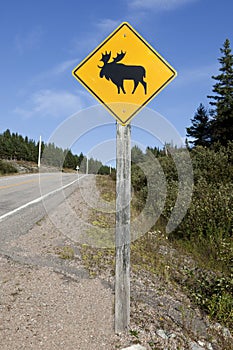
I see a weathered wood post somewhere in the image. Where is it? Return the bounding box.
[115,122,131,333]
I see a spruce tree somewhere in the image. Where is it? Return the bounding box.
[207,39,233,146]
[186,103,210,147]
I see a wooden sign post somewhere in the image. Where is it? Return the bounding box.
[115,123,131,333]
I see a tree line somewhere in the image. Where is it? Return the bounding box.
[0,129,111,174]
[0,129,83,168]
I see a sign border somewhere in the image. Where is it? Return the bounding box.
[72,22,177,125]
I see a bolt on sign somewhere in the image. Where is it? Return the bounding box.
[72,22,177,125]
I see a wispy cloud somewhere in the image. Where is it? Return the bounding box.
[70,35,99,57]
[174,63,218,87]
[15,27,44,54]
[70,19,120,56]
[31,58,79,84]
[50,58,79,76]
[13,89,84,120]
[96,19,120,34]
[129,0,198,12]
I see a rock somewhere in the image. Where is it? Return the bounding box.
[222,326,232,338]
[213,322,222,330]
[168,332,176,339]
[198,340,205,347]
[156,329,168,340]
[121,345,146,350]
[190,341,205,350]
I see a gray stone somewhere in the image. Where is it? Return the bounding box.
[168,332,176,339]
[156,329,168,340]
[222,326,232,338]
[190,341,205,350]
[197,340,205,347]
[121,345,146,350]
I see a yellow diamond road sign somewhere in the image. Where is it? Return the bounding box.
[72,22,177,125]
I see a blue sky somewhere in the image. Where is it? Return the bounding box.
[1,0,233,160]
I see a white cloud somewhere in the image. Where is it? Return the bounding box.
[32,58,79,84]
[50,58,79,76]
[96,19,120,33]
[70,19,120,56]
[129,0,198,12]
[70,35,99,56]
[174,63,218,87]
[15,27,44,54]
[13,89,84,120]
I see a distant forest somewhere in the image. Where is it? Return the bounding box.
[0,129,111,174]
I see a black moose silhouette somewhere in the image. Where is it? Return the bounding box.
[98,51,147,94]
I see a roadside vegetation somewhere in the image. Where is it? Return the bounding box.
[0,159,18,175]
[81,160,232,333]
[130,143,232,331]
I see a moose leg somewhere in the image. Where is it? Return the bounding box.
[132,81,139,94]
[116,83,126,94]
[141,80,147,94]
[120,83,126,94]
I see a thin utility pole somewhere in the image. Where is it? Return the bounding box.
[86,156,89,174]
[38,135,42,168]
[115,123,131,333]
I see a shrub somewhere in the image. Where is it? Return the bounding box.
[0,160,18,175]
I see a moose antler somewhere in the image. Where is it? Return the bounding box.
[100,51,111,63]
[113,51,126,63]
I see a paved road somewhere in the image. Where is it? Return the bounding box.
[0,172,83,218]
[0,172,86,242]
[0,172,89,279]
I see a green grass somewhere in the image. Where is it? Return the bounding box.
[55,246,75,260]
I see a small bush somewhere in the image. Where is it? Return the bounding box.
[184,269,233,329]
[58,246,74,259]
[0,160,18,175]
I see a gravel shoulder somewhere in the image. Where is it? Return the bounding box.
[0,257,115,350]
[0,175,118,349]
[0,175,232,350]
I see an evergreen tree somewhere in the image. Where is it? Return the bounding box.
[207,39,233,146]
[131,145,144,163]
[78,152,84,166]
[63,149,77,169]
[186,103,210,147]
